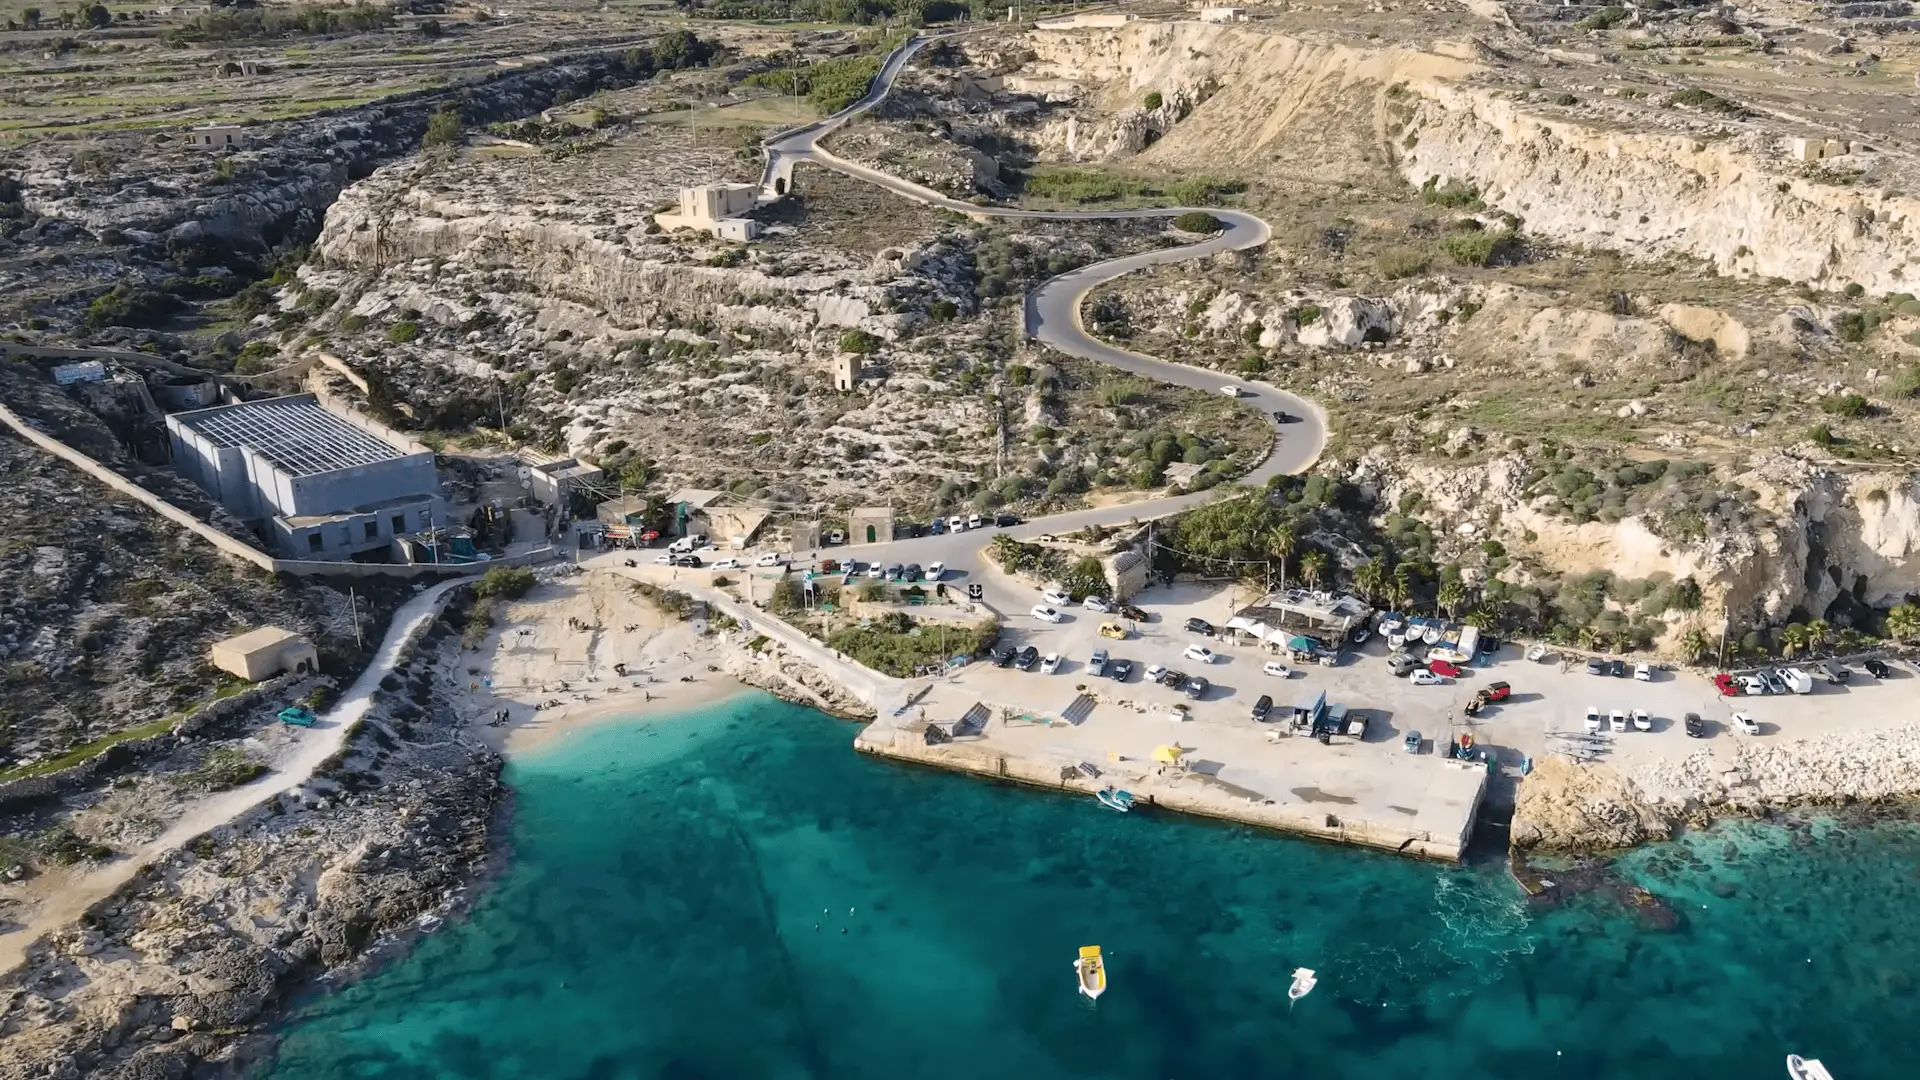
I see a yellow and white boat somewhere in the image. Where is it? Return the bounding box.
[1075,945,1107,1001]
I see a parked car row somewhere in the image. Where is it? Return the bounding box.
[1583,706,1654,734]
[1583,658,1651,680]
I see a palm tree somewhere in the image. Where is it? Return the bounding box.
[1392,563,1415,610]
[1679,628,1710,663]
[1778,623,1811,658]
[1353,559,1386,604]
[1436,578,1466,620]
[1577,626,1600,653]
[1805,619,1832,652]
[1265,525,1295,592]
[1888,604,1920,643]
[1299,550,1328,591]
[1466,603,1498,629]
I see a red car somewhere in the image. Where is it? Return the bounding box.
[1480,681,1511,702]
[1429,659,1462,678]
[1713,672,1738,696]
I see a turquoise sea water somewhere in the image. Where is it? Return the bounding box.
[266,694,1920,1080]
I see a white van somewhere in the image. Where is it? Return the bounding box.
[1780,667,1815,695]
[1220,385,1244,398]
[667,536,696,554]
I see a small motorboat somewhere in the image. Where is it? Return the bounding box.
[1075,946,1107,1001]
[1288,967,1317,1004]
[1632,708,1651,732]
[1403,730,1421,754]
[1787,1055,1835,1080]
[1096,788,1135,812]
[1386,631,1406,650]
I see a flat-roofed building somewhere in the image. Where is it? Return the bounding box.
[165,393,443,560]
[210,626,318,682]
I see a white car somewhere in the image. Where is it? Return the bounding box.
[1262,660,1294,678]
[653,552,674,565]
[1183,644,1217,665]
[865,563,884,578]
[755,552,788,568]
[1632,708,1651,731]
[1041,589,1072,607]
[1740,674,1766,696]
[926,562,945,580]
[1083,595,1114,613]
[711,558,741,571]
[1633,662,1652,682]
[968,513,983,529]
[826,530,845,545]
[1220,385,1244,398]
[1732,712,1760,735]
[947,515,967,532]
[1410,670,1444,686]
[1584,707,1602,733]
[1526,644,1550,662]
[1040,652,1061,674]
[1609,709,1627,733]
[1144,664,1170,683]
[1030,605,1063,623]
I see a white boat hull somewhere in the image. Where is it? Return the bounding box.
[1075,958,1106,1000]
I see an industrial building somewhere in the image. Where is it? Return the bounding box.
[165,394,444,560]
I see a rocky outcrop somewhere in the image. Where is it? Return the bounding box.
[1510,754,1678,852]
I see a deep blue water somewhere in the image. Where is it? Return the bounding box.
[265,693,1920,1080]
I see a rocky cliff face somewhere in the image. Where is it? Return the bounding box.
[1020,22,1920,293]
[1397,91,1920,296]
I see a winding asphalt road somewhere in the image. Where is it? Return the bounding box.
[757,33,1328,573]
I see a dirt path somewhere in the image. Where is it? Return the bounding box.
[0,579,465,974]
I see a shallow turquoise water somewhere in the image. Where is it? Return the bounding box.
[266,694,1919,1079]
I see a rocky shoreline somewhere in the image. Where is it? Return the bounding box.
[0,606,503,1079]
[1510,721,1920,855]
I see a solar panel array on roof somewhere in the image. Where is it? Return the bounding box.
[178,399,406,478]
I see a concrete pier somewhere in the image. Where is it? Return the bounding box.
[855,693,1489,861]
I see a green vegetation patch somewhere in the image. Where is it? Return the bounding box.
[824,611,997,677]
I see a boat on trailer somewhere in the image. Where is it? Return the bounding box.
[1787,1056,1835,1080]
[1075,946,1107,1001]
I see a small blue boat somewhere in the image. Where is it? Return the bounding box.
[1096,788,1135,812]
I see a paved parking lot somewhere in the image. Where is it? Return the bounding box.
[942,579,1917,793]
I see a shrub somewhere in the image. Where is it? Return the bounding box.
[1832,311,1869,342]
[1172,211,1223,233]
[423,109,463,148]
[1821,392,1870,418]
[1143,90,1163,110]
[1439,230,1516,267]
[338,313,369,332]
[387,320,422,343]
[839,328,881,354]
[1578,5,1628,29]
[1843,282,1866,299]
[1293,304,1323,326]
[1808,423,1836,446]
[1889,365,1920,399]
[473,565,536,601]
[1666,87,1744,115]
[929,299,958,322]
[1376,247,1432,280]
[1419,177,1482,209]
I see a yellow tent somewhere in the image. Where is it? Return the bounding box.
[1152,745,1185,763]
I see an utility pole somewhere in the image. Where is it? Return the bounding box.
[349,587,362,649]
[1719,603,1730,668]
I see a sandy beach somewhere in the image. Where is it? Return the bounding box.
[452,569,751,756]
